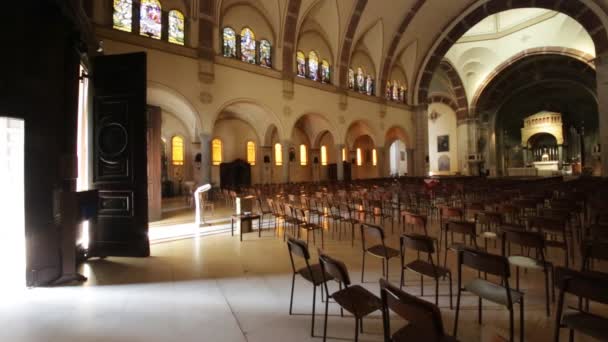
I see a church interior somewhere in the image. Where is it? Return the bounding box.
[4,0,608,341]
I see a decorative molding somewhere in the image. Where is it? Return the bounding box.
[338,115,346,124]
[199,92,213,104]
[198,60,214,84]
[429,110,440,122]
[339,91,348,110]
[283,79,294,100]
[283,106,292,117]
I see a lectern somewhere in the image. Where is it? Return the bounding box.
[194,184,212,226]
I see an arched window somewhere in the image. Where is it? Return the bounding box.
[296,51,306,77]
[300,144,307,166]
[342,148,346,162]
[259,40,272,68]
[140,0,162,39]
[171,136,184,166]
[274,143,283,166]
[212,139,222,166]
[321,60,330,83]
[372,148,377,166]
[356,68,365,92]
[168,10,185,45]
[356,148,362,166]
[308,51,319,81]
[113,0,133,32]
[247,141,256,165]
[223,27,237,58]
[241,28,256,64]
[348,68,355,90]
[321,145,328,166]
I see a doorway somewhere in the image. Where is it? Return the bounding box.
[389,140,407,176]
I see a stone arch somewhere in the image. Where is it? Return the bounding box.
[290,112,340,147]
[414,0,608,105]
[345,119,378,149]
[282,0,304,79]
[147,81,201,140]
[427,93,459,118]
[219,0,278,45]
[212,98,285,141]
[384,125,411,149]
[438,59,468,119]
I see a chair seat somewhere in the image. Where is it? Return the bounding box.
[562,311,608,341]
[448,243,478,253]
[331,285,382,318]
[481,232,497,239]
[392,325,459,342]
[464,279,523,306]
[297,264,333,286]
[508,256,549,270]
[405,260,450,279]
[367,245,400,259]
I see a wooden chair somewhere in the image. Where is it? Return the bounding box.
[438,206,464,250]
[256,197,274,235]
[294,207,324,248]
[553,267,608,342]
[501,227,554,316]
[442,220,479,268]
[527,215,570,267]
[318,252,382,342]
[380,278,458,342]
[454,248,524,342]
[286,238,333,337]
[340,203,360,247]
[360,223,399,283]
[400,234,452,308]
[402,211,429,236]
[476,211,502,251]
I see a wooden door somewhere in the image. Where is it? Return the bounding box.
[147,106,162,222]
[89,52,149,257]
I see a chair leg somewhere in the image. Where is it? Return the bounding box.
[323,294,329,342]
[382,259,386,278]
[478,297,482,324]
[509,306,514,342]
[420,275,424,296]
[569,329,574,342]
[354,317,359,342]
[289,274,296,315]
[435,277,439,306]
[520,298,525,342]
[448,272,453,309]
[361,253,366,283]
[399,267,405,290]
[311,285,317,337]
[544,269,550,317]
[453,287,462,337]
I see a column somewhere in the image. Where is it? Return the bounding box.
[406,148,414,175]
[375,146,385,178]
[522,147,529,167]
[199,133,211,185]
[336,144,344,181]
[282,140,290,183]
[596,52,608,176]
[413,105,429,176]
[558,145,564,169]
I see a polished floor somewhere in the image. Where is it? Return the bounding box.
[1,212,605,342]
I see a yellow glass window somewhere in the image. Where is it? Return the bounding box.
[247,141,256,165]
[356,148,362,166]
[171,136,184,166]
[321,146,327,166]
[372,148,377,166]
[274,143,282,166]
[212,138,222,165]
[300,144,307,166]
[342,148,346,162]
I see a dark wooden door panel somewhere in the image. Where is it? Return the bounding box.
[89,52,149,257]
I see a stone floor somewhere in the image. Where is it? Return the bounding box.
[1,212,605,342]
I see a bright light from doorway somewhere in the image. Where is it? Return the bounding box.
[0,117,25,290]
[76,65,90,250]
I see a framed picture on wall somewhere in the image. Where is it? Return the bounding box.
[438,155,450,171]
[437,135,449,152]
[400,151,406,161]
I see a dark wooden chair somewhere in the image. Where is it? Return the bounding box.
[318,252,382,342]
[501,227,554,316]
[527,215,570,267]
[454,247,524,342]
[402,211,429,236]
[476,211,502,251]
[442,220,479,268]
[340,203,361,247]
[294,207,324,248]
[438,206,464,250]
[400,234,452,308]
[361,223,399,283]
[286,238,333,337]
[553,267,608,342]
[380,278,458,342]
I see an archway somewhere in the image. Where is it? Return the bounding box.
[385,126,411,176]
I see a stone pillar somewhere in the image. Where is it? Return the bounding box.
[375,146,386,177]
[522,147,529,167]
[413,105,429,176]
[282,140,291,183]
[199,133,211,185]
[596,52,608,176]
[558,145,564,169]
[336,144,344,181]
[310,148,320,182]
[406,148,414,175]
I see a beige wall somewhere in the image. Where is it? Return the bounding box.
[161,111,198,188]
[428,103,459,175]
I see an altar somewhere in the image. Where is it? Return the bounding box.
[533,161,559,171]
[520,111,564,175]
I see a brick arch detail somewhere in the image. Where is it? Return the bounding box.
[282,0,303,79]
[469,47,596,116]
[338,0,368,88]
[427,93,459,114]
[379,0,426,97]
[415,0,608,105]
[439,59,468,120]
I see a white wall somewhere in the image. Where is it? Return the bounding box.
[389,140,408,176]
[428,103,459,175]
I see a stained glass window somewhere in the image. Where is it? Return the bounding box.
[296,51,306,77]
[321,60,330,83]
[308,51,319,81]
[113,0,133,32]
[321,146,327,166]
[348,68,355,89]
[366,76,374,96]
[241,28,256,64]
[212,139,222,165]
[247,141,256,165]
[356,148,362,166]
[356,68,365,92]
[274,143,282,166]
[223,27,236,58]
[168,10,185,45]
[259,40,272,68]
[372,148,377,166]
[300,145,307,166]
[140,0,162,39]
[399,86,406,103]
[171,136,184,166]
[342,148,346,162]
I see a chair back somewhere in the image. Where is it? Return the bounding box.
[459,247,510,278]
[554,267,608,304]
[318,252,351,286]
[361,223,385,251]
[287,237,310,260]
[501,227,545,250]
[476,211,502,225]
[527,215,565,233]
[380,279,448,341]
[582,240,608,270]
[447,220,476,236]
[441,206,463,219]
[401,234,435,254]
